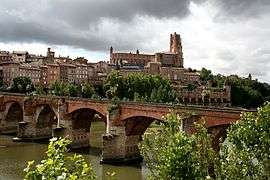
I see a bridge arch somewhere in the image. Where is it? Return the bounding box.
[1,102,23,134]
[35,104,58,130]
[67,102,107,118]
[208,124,230,150]
[122,116,163,136]
[69,108,107,148]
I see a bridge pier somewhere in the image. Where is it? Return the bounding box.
[53,127,90,148]
[16,115,44,140]
[70,129,90,148]
[101,126,142,164]
[52,115,91,148]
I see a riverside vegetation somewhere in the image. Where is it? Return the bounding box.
[24,102,270,179]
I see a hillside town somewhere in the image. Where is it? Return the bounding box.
[0,33,231,106]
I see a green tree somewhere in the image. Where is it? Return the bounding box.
[24,137,96,180]
[81,83,94,98]
[141,112,217,179]
[11,76,34,93]
[200,68,213,84]
[199,68,270,108]
[50,81,69,96]
[104,71,176,103]
[67,83,79,97]
[35,85,46,95]
[219,102,270,179]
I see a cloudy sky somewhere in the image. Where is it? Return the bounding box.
[1,0,270,82]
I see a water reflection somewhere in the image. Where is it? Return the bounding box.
[0,122,147,180]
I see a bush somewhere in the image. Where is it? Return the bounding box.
[24,137,96,180]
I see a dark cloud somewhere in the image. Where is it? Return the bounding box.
[213,0,270,21]
[48,0,191,29]
[0,0,198,51]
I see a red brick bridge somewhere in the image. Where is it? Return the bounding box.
[0,93,255,163]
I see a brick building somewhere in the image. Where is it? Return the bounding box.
[1,62,41,86]
[46,63,60,84]
[0,51,12,63]
[110,48,155,67]
[110,32,231,106]
[12,51,28,63]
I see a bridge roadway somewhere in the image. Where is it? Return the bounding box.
[0,92,255,163]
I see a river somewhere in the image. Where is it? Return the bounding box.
[0,122,147,180]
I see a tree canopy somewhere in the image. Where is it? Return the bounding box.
[104,71,176,103]
[11,76,35,94]
[200,68,270,108]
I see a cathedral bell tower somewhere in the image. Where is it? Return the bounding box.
[170,32,184,67]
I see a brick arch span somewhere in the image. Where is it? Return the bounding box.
[1,101,23,134]
[2,100,24,111]
[69,108,106,131]
[35,105,58,128]
[66,100,107,118]
[118,105,168,125]
[35,104,58,122]
[34,105,58,138]
[68,108,107,148]
[123,116,163,136]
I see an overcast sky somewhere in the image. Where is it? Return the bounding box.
[1,0,270,82]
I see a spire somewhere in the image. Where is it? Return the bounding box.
[110,46,113,54]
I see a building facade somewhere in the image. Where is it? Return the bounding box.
[0,32,231,106]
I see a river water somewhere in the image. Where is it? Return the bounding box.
[0,122,147,180]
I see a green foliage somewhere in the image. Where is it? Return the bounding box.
[228,75,265,108]
[50,81,80,97]
[104,71,176,103]
[91,93,101,100]
[35,85,46,95]
[107,100,120,117]
[200,68,213,84]
[200,68,270,108]
[11,76,35,93]
[81,83,95,98]
[220,102,270,179]
[67,83,79,97]
[50,81,69,96]
[24,137,96,180]
[186,83,198,91]
[141,112,216,179]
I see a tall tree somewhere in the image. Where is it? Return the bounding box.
[81,83,95,98]
[11,76,34,94]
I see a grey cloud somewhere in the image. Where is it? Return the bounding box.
[216,49,236,61]
[213,0,270,21]
[48,0,191,29]
[0,0,198,52]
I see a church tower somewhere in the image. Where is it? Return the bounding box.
[170,32,184,67]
